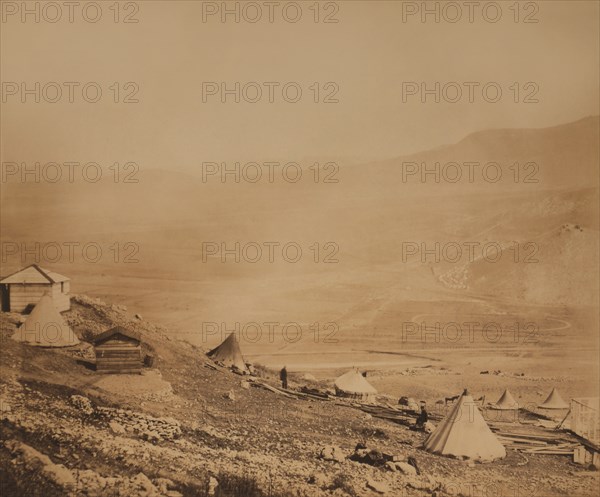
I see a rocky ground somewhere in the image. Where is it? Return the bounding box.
[0,296,598,497]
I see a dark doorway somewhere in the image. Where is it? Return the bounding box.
[1,285,9,312]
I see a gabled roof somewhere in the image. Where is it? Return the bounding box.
[93,326,142,345]
[0,264,69,284]
[13,293,79,347]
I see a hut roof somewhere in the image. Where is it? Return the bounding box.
[0,264,69,284]
[93,326,142,345]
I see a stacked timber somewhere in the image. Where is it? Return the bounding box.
[494,428,579,455]
[250,380,331,401]
[358,403,443,425]
[93,326,143,374]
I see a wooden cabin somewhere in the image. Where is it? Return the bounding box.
[93,326,142,374]
[0,264,70,313]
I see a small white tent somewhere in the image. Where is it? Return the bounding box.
[334,369,377,402]
[12,293,79,347]
[207,334,248,372]
[538,388,569,409]
[490,389,519,410]
[424,390,506,462]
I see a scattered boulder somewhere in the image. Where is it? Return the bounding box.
[319,445,346,463]
[7,441,77,491]
[406,475,439,492]
[240,380,250,390]
[0,397,11,413]
[350,447,392,467]
[396,462,418,476]
[225,389,236,401]
[131,472,155,493]
[366,478,390,494]
[96,406,182,442]
[109,421,127,435]
[423,421,436,433]
[155,477,176,494]
[42,461,77,489]
[407,456,421,475]
[208,476,219,496]
[308,473,328,487]
[70,395,94,415]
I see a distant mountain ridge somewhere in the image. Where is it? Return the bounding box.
[342,115,599,193]
[1,116,598,317]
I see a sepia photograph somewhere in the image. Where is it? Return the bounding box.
[0,1,599,496]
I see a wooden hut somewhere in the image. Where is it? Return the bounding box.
[0,264,70,313]
[93,326,142,374]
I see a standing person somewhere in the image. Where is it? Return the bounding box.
[280,366,288,389]
[416,404,429,429]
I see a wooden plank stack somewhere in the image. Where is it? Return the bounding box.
[250,380,331,401]
[495,429,579,455]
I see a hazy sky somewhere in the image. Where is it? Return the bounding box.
[1,0,599,170]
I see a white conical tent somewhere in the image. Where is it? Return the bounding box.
[490,389,519,410]
[13,293,79,347]
[538,388,569,409]
[207,334,248,372]
[424,391,506,462]
[334,369,377,402]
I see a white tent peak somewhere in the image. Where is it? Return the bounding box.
[334,368,377,402]
[207,334,248,372]
[424,390,506,462]
[13,293,79,347]
[538,388,569,409]
[491,389,519,410]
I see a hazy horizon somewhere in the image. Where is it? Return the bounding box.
[2,1,599,167]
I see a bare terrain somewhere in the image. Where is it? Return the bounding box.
[1,296,599,497]
[1,117,599,495]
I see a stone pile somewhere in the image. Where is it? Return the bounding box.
[6,440,182,497]
[97,406,182,443]
[70,395,94,415]
[318,445,346,463]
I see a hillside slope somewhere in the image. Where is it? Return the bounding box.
[1,298,599,497]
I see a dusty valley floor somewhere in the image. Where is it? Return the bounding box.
[0,295,598,497]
